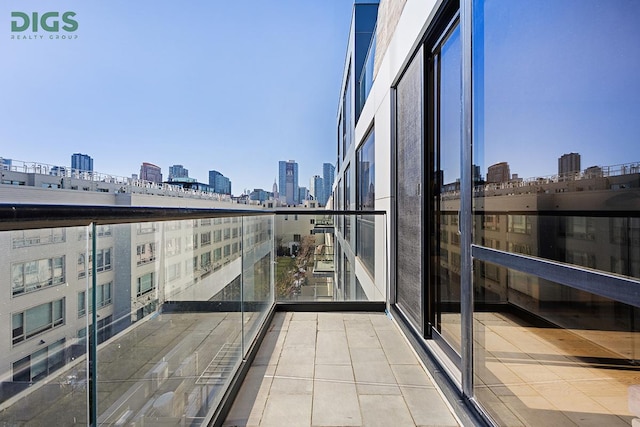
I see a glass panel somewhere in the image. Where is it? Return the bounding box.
[242,216,274,356]
[432,22,462,354]
[275,213,385,302]
[396,47,424,332]
[474,262,639,425]
[0,215,277,424]
[475,214,640,279]
[473,1,640,423]
[91,217,264,425]
[0,226,89,425]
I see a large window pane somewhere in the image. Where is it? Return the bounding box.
[472,1,640,424]
[474,262,640,426]
[357,129,376,277]
[432,21,462,355]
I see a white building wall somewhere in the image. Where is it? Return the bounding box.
[343,0,441,301]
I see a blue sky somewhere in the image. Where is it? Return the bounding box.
[473,0,640,180]
[1,1,353,194]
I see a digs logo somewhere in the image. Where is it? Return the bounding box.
[10,11,79,40]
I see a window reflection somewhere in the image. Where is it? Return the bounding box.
[472,1,640,425]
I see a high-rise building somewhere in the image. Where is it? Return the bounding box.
[558,152,581,176]
[486,161,511,183]
[272,179,279,201]
[1,157,12,172]
[209,170,232,195]
[249,188,270,203]
[297,186,309,203]
[140,162,162,183]
[278,160,299,205]
[309,175,324,204]
[71,153,93,173]
[322,163,335,205]
[168,165,189,181]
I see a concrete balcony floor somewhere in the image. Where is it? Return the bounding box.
[223,311,460,427]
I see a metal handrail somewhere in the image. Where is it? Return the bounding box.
[0,204,386,231]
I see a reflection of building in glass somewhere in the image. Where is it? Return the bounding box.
[442,160,640,338]
[486,161,511,183]
[558,152,581,177]
[341,0,640,425]
[0,179,270,405]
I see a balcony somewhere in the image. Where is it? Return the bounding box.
[4,204,640,426]
[0,204,466,426]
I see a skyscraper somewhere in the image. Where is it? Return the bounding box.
[558,152,581,176]
[310,175,324,204]
[209,170,232,195]
[272,179,279,201]
[298,186,309,203]
[322,163,335,206]
[140,162,162,183]
[486,161,511,183]
[278,160,299,205]
[71,153,93,173]
[168,165,189,181]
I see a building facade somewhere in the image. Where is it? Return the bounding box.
[335,0,640,425]
[486,161,511,183]
[321,163,335,206]
[208,170,232,195]
[168,165,189,181]
[71,153,93,174]
[139,162,162,184]
[309,175,324,205]
[558,152,581,177]
[278,160,299,205]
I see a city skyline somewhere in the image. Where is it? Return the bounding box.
[1,0,352,194]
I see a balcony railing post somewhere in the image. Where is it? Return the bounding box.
[90,222,98,426]
[461,0,474,399]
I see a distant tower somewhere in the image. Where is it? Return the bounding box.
[209,170,232,195]
[558,153,581,177]
[298,186,309,203]
[278,160,299,205]
[168,165,189,181]
[486,162,511,183]
[71,153,93,173]
[272,179,279,200]
[322,163,335,205]
[310,175,324,204]
[140,162,162,183]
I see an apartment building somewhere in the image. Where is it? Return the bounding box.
[335,0,640,425]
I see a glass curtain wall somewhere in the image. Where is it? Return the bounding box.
[471,0,640,425]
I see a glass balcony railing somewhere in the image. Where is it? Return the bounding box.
[0,205,386,425]
[274,212,385,302]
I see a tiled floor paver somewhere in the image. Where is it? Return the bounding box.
[223,312,460,427]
